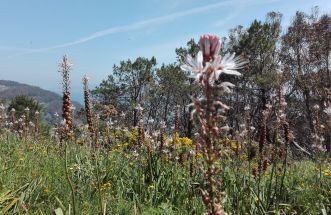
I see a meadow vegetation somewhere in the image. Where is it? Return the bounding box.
[0,9,330,215]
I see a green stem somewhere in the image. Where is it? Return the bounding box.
[278,147,288,209]
[65,143,77,215]
[95,150,104,214]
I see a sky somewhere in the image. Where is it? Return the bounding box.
[0,0,330,103]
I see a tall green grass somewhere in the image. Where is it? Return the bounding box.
[0,133,330,214]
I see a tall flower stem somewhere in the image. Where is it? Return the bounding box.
[181,34,246,215]
[59,55,74,141]
[64,143,77,215]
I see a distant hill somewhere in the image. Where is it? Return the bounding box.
[0,80,83,123]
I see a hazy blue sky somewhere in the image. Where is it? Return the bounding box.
[0,0,330,103]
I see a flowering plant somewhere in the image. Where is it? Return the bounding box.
[181,34,246,215]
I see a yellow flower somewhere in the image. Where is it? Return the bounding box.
[240,154,247,160]
[43,186,49,193]
[148,185,155,189]
[180,137,192,146]
[230,140,241,151]
[197,153,203,159]
[323,169,329,176]
[19,157,24,161]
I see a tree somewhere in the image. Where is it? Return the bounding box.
[93,57,157,127]
[227,12,282,136]
[8,95,42,120]
[280,10,331,149]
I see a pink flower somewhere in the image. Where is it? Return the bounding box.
[199,34,221,63]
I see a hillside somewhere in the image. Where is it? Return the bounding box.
[0,80,83,123]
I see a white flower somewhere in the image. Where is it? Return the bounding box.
[212,53,246,77]
[61,119,67,125]
[244,105,251,111]
[135,104,144,111]
[219,82,236,93]
[324,107,331,115]
[181,51,206,81]
[220,125,230,132]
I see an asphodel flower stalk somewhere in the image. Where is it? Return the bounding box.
[82,75,95,135]
[135,104,145,145]
[159,121,166,153]
[34,111,40,135]
[181,34,246,215]
[325,89,331,141]
[172,105,180,154]
[24,107,30,138]
[59,55,74,139]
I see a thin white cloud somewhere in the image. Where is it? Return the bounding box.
[3,0,233,57]
[1,0,279,59]
[0,46,35,52]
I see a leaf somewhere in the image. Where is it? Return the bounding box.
[321,208,327,215]
[1,198,18,214]
[54,208,64,215]
[55,196,66,212]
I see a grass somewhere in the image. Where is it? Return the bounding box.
[0,132,330,214]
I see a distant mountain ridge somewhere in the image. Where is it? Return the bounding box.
[0,80,83,123]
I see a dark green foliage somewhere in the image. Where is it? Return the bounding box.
[0,80,82,123]
[8,95,42,119]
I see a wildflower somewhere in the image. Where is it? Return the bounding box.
[324,169,329,176]
[230,140,241,151]
[181,34,246,215]
[181,137,193,146]
[82,75,95,135]
[212,53,245,77]
[182,36,245,87]
[244,105,251,111]
[135,104,144,111]
[199,34,221,62]
[324,107,331,115]
[181,51,204,81]
[59,55,73,137]
[313,104,320,110]
[43,186,49,193]
[148,184,155,189]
